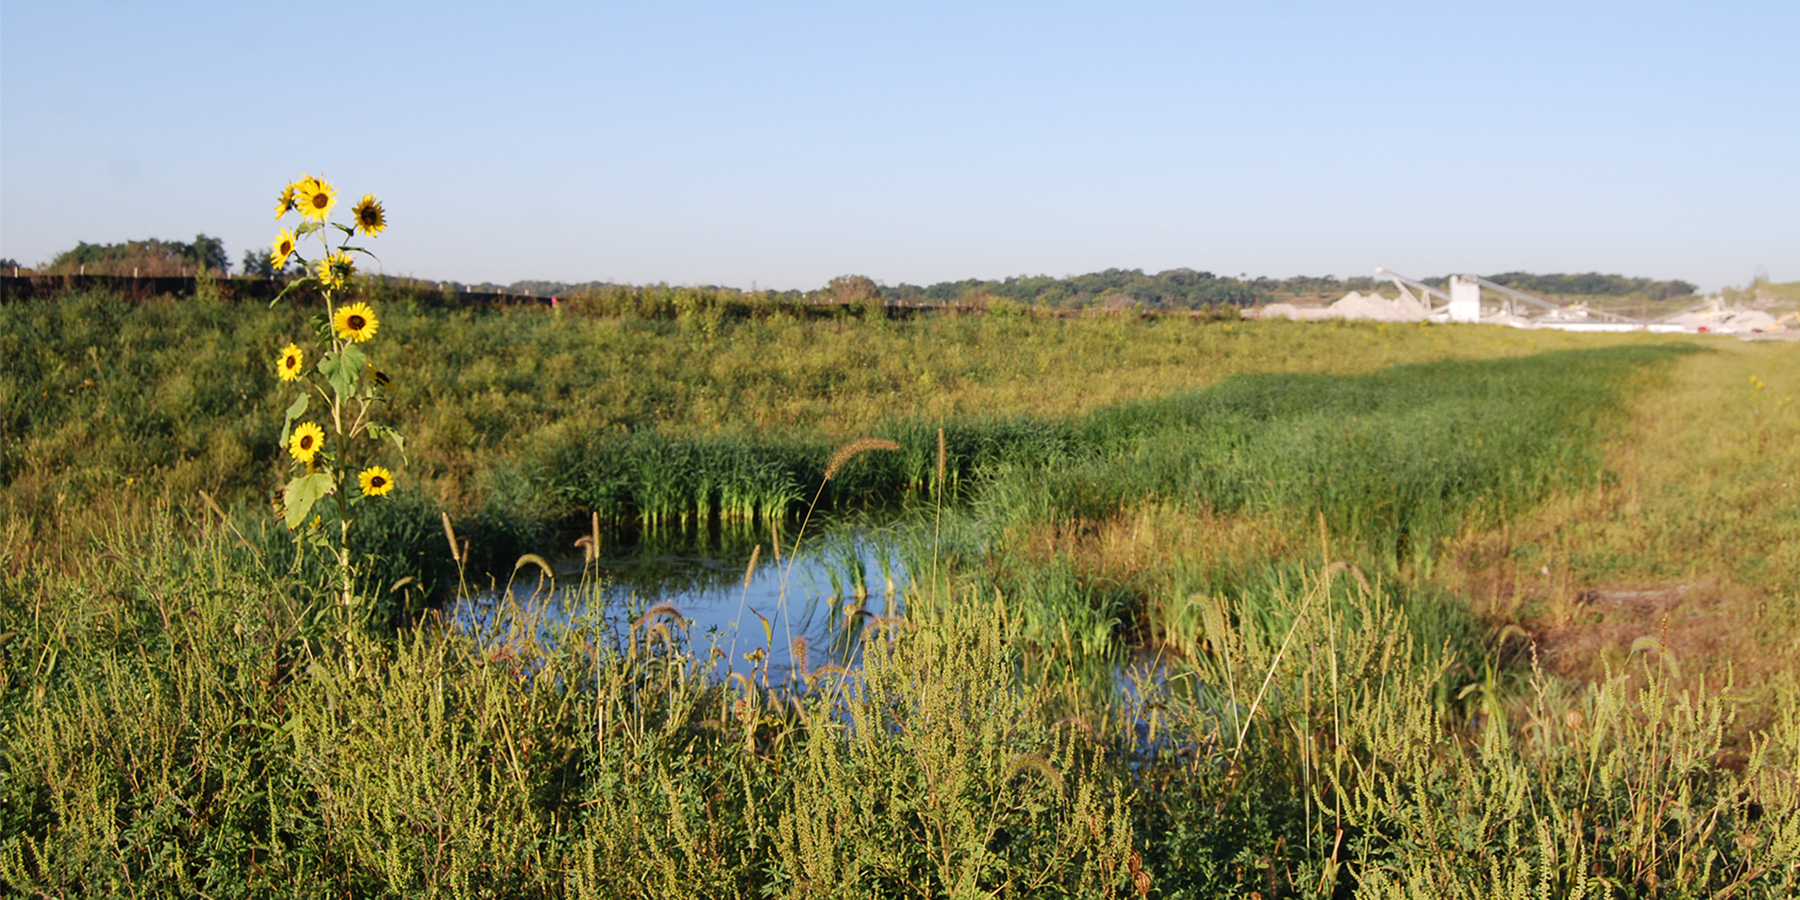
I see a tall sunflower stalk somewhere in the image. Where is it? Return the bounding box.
[268,173,404,613]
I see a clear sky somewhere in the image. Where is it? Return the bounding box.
[2,1,1795,291]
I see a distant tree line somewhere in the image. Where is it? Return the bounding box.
[881,268,1262,309]
[39,234,230,277]
[1420,272,1697,300]
[1247,274,1382,296]
[8,236,1702,307]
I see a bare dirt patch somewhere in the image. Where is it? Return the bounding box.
[1514,577,1797,733]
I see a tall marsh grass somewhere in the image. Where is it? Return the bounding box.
[4,516,1794,897]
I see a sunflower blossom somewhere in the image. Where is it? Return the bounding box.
[358,466,395,497]
[275,181,300,217]
[298,175,337,221]
[352,194,387,237]
[316,252,356,291]
[270,229,297,270]
[332,302,379,343]
[276,343,305,382]
[289,421,325,463]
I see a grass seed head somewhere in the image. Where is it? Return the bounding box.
[823,438,901,482]
[441,512,460,565]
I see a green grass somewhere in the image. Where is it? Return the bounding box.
[3,515,1795,897]
[6,285,1799,896]
[1,286,1643,550]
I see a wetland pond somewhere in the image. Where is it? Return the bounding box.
[448,519,911,679]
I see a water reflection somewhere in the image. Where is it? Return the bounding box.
[448,522,908,680]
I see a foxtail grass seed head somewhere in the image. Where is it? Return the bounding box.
[936,427,947,487]
[633,603,686,632]
[743,544,761,589]
[823,438,901,482]
[1004,753,1064,792]
[514,553,553,580]
[442,512,461,565]
[791,636,809,678]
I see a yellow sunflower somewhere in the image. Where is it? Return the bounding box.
[289,421,325,463]
[275,343,305,382]
[332,301,379,342]
[275,181,299,217]
[270,229,297,269]
[358,465,395,498]
[298,175,337,221]
[352,194,386,237]
[316,252,356,290]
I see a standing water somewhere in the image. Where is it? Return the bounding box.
[448,522,908,680]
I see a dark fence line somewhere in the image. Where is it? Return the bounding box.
[0,275,552,308]
[0,275,1244,321]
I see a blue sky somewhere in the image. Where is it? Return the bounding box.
[2,1,1794,290]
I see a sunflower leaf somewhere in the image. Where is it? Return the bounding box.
[294,221,322,237]
[268,277,316,308]
[384,427,407,462]
[281,394,309,445]
[283,473,335,530]
[326,345,366,400]
[333,223,356,237]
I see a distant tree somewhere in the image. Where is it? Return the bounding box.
[867,268,1260,310]
[1647,280,1698,301]
[46,234,231,276]
[1486,272,1696,299]
[241,248,274,278]
[825,274,882,305]
[188,234,228,273]
[239,247,301,278]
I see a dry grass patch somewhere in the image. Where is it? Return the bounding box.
[1440,337,1800,723]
